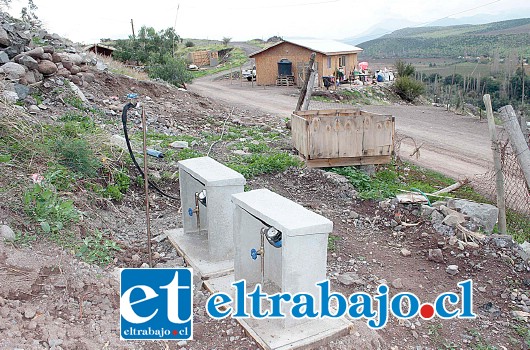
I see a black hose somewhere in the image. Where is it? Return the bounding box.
[121,102,179,200]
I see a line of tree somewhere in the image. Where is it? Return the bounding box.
[419,64,528,111]
[112,26,192,87]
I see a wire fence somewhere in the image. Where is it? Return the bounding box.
[485,130,530,216]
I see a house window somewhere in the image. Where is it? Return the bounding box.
[338,55,347,68]
[327,57,331,69]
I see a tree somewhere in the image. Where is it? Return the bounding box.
[395,59,415,77]
[222,37,232,46]
[113,26,181,65]
[393,76,425,102]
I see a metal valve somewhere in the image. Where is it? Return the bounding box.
[250,248,263,260]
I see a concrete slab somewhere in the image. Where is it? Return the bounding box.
[167,228,233,279]
[240,316,352,350]
[205,274,353,350]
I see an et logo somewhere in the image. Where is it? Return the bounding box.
[120,268,193,340]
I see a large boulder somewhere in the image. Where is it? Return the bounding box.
[448,199,498,233]
[0,27,10,46]
[37,60,58,75]
[62,60,73,70]
[14,83,30,99]
[24,70,37,84]
[69,64,81,75]
[59,52,82,65]
[26,47,44,59]
[56,68,70,78]
[43,45,54,54]
[41,52,52,61]
[51,52,62,63]
[2,62,26,80]
[18,55,39,70]
[0,50,9,64]
[2,90,18,103]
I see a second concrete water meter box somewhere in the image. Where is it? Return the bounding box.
[167,156,245,278]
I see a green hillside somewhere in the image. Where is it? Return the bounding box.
[359,18,530,58]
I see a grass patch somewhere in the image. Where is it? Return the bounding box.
[227,152,301,178]
[76,229,121,266]
[328,234,340,251]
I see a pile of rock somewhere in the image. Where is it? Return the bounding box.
[0,11,97,101]
[421,198,498,235]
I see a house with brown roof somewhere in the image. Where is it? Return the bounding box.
[249,38,363,87]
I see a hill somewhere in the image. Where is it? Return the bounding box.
[356,18,530,58]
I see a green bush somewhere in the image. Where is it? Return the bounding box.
[52,137,101,178]
[185,40,195,48]
[23,184,79,234]
[148,56,193,87]
[393,76,425,102]
[395,59,415,77]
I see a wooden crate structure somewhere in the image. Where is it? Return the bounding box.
[187,50,219,67]
[291,109,395,167]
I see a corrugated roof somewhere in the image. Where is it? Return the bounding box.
[249,38,362,57]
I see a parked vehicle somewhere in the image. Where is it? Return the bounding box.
[242,66,256,81]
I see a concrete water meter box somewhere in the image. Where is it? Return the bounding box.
[206,188,351,350]
[167,156,245,279]
[232,188,331,311]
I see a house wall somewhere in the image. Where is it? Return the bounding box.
[321,53,359,79]
[253,42,359,86]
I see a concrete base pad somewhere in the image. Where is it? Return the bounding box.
[167,228,233,279]
[205,274,353,350]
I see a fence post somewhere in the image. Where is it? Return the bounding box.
[483,94,507,234]
[499,105,530,189]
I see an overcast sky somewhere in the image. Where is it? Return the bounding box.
[4,0,530,44]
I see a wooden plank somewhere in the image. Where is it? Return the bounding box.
[304,155,391,168]
[308,116,339,158]
[337,116,363,157]
[291,114,309,157]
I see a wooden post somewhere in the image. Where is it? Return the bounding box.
[230,62,232,85]
[130,19,136,40]
[498,105,530,188]
[240,65,242,86]
[301,60,317,111]
[483,94,507,234]
[141,107,153,268]
[295,52,316,111]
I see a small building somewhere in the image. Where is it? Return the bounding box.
[84,43,116,56]
[249,38,363,87]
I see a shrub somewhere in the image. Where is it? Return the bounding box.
[24,184,79,234]
[148,57,193,87]
[393,76,425,102]
[52,137,101,178]
[185,40,195,48]
[395,59,415,77]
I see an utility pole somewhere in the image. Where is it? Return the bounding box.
[173,4,180,58]
[130,19,136,40]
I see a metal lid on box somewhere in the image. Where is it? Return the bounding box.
[231,188,333,237]
[178,156,246,187]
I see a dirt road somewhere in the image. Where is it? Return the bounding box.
[189,78,495,188]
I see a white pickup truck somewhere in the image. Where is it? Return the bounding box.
[242,66,256,81]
